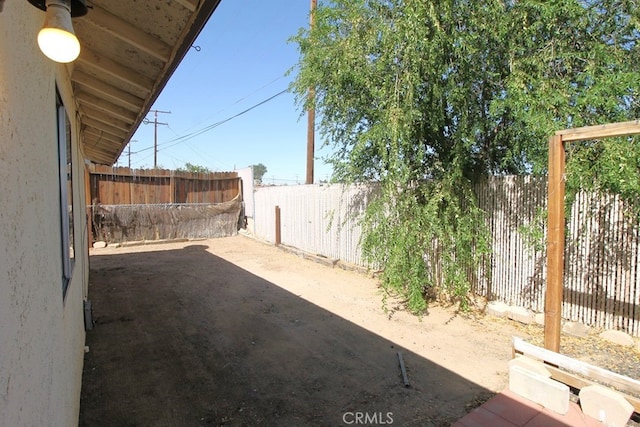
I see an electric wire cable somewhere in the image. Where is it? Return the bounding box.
[131,88,288,155]
[183,73,288,132]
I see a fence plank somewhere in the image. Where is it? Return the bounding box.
[89,166,240,206]
[252,179,640,336]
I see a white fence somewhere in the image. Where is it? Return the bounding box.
[253,184,371,265]
[251,178,640,336]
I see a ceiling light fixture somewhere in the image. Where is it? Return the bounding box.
[27,0,88,63]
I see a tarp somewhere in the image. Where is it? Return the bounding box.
[91,197,242,243]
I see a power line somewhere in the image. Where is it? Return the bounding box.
[158,89,288,151]
[131,89,288,155]
[183,73,288,133]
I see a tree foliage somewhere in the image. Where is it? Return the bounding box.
[177,163,211,173]
[252,163,268,183]
[291,0,640,312]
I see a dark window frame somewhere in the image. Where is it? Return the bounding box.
[57,92,75,298]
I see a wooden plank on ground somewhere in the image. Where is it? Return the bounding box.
[544,365,640,413]
[513,337,640,396]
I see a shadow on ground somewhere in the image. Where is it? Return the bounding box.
[80,244,492,426]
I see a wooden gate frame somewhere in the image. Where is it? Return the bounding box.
[545,119,640,351]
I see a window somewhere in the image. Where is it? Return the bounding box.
[57,93,74,297]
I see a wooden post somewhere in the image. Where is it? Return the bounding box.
[275,206,281,246]
[306,92,315,185]
[169,171,174,204]
[306,0,317,185]
[545,134,566,352]
[85,165,93,250]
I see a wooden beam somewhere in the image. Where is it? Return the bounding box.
[84,152,113,165]
[513,338,640,413]
[544,120,640,351]
[76,91,137,124]
[514,337,640,397]
[80,105,133,132]
[85,165,93,249]
[83,143,121,163]
[83,127,122,144]
[545,134,565,352]
[546,366,640,413]
[83,136,122,154]
[73,71,144,112]
[173,0,197,12]
[82,6,171,62]
[556,119,640,142]
[77,49,154,94]
[82,117,129,139]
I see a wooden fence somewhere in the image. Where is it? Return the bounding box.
[475,176,640,336]
[252,178,640,336]
[88,165,240,205]
[87,166,243,244]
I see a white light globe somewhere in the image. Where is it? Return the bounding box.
[37,2,80,63]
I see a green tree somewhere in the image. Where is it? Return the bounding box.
[177,163,211,173]
[252,163,268,183]
[291,0,639,312]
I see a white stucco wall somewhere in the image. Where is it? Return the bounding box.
[0,2,89,426]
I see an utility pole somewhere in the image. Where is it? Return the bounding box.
[127,139,137,169]
[143,110,170,169]
[306,0,317,185]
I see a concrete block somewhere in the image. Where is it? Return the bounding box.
[509,365,569,414]
[92,241,107,249]
[579,385,634,427]
[508,355,551,378]
[563,321,591,338]
[507,306,535,325]
[486,301,509,318]
[599,330,634,347]
[534,313,545,325]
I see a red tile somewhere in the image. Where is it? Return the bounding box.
[524,402,596,427]
[482,391,541,425]
[524,412,574,427]
[455,407,518,427]
[454,389,604,427]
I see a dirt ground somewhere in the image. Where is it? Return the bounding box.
[78,234,636,426]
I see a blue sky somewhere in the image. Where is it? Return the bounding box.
[117,0,332,184]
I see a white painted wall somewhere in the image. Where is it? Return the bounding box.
[0,2,89,426]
